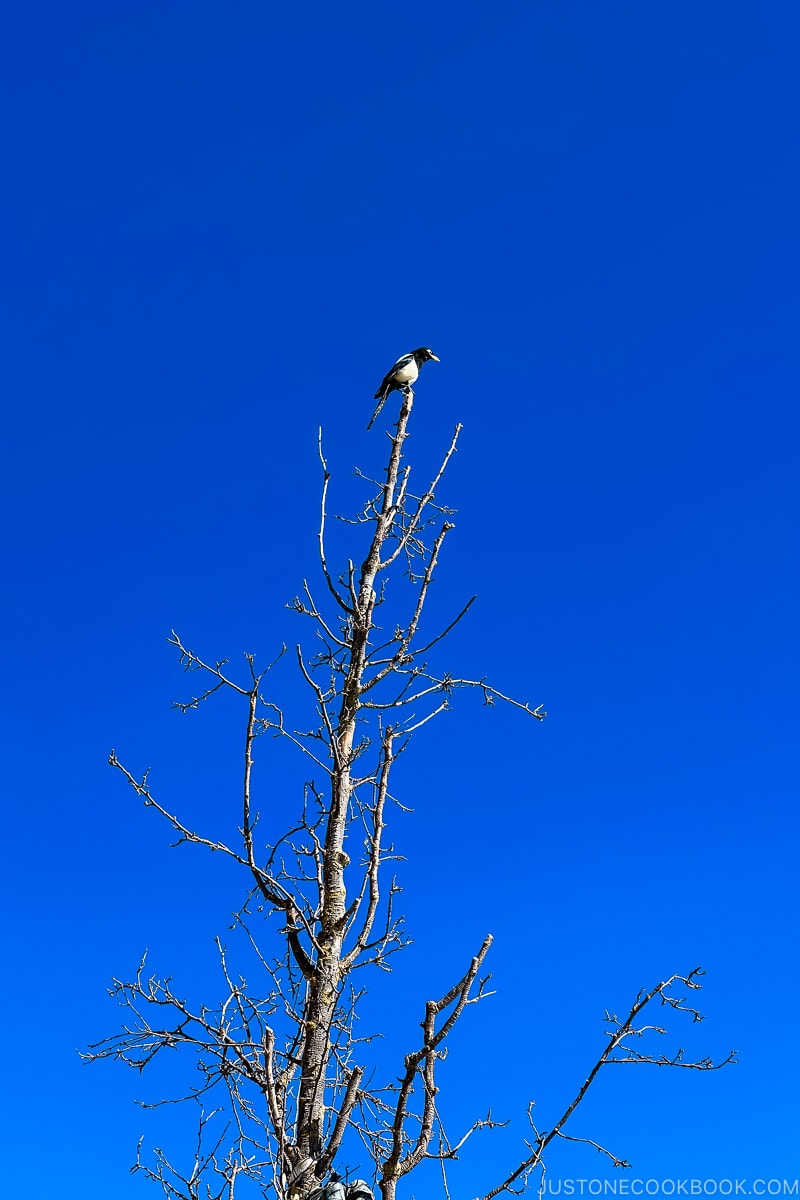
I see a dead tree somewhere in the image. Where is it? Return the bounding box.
[87,388,734,1200]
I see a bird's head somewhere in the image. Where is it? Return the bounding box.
[413,347,440,364]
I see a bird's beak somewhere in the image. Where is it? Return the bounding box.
[429,353,440,361]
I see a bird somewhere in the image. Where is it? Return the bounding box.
[367,348,440,430]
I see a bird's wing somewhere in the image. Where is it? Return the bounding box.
[373,372,394,401]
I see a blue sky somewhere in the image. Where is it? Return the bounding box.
[2,1,799,1195]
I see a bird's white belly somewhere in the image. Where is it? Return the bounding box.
[394,360,419,385]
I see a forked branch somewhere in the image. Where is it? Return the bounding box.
[476,969,736,1200]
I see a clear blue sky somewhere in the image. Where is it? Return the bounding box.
[2,2,798,1195]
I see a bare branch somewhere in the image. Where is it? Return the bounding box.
[382,935,494,1187]
[317,430,353,615]
[477,970,736,1200]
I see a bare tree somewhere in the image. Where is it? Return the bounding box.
[87,388,734,1200]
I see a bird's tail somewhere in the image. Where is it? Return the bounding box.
[367,392,387,431]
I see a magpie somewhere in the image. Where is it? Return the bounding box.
[367,348,440,430]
